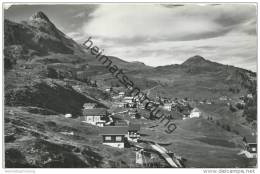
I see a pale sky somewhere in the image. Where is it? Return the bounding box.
[4,3,257,71]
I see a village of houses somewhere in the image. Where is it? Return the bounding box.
[64,83,257,167]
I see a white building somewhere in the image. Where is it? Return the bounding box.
[64,113,72,118]
[219,96,228,101]
[247,93,253,99]
[162,103,172,111]
[82,108,108,127]
[105,88,112,92]
[83,103,97,109]
[119,92,125,97]
[189,108,201,118]
[123,96,134,104]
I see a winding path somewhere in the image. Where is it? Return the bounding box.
[148,142,182,168]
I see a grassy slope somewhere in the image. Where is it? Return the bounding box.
[126,61,255,99]
[140,117,252,168]
[107,107,255,168]
[5,106,136,168]
[4,65,108,116]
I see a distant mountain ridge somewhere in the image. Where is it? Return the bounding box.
[4,11,256,100]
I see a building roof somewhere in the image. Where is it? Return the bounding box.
[100,126,128,135]
[115,121,128,126]
[245,135,257,144]
[124,97,134,99]
[83,108,107,116]
[83,103,97,108]
[128,123,141,131]
[192,107,200,112]
[114,102,125,105]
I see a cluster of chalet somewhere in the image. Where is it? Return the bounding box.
[108,89,205,120]
[110,91,202,120]
[81,102,141,148]
[155,96,192,112]
[157,97,205,119]
[111,91,145,109]
[110,90,192,113]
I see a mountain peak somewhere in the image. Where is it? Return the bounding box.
[187,55,206,61]
[27,11,62,38]
[29,11,50,22]
[182,55,209,66]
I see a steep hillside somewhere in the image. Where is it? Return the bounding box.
[5,106,135,168]
[4,11,151,76]
[4,11,155,112]
[5,78,107,116]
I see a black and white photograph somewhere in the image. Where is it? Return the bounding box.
[2,1,258,170]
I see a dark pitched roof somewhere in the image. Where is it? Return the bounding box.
[128,123,140,131]
[245,135,257,144]
[115,121,128,126]
[83,108,107,116]
[100,126,128,135]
